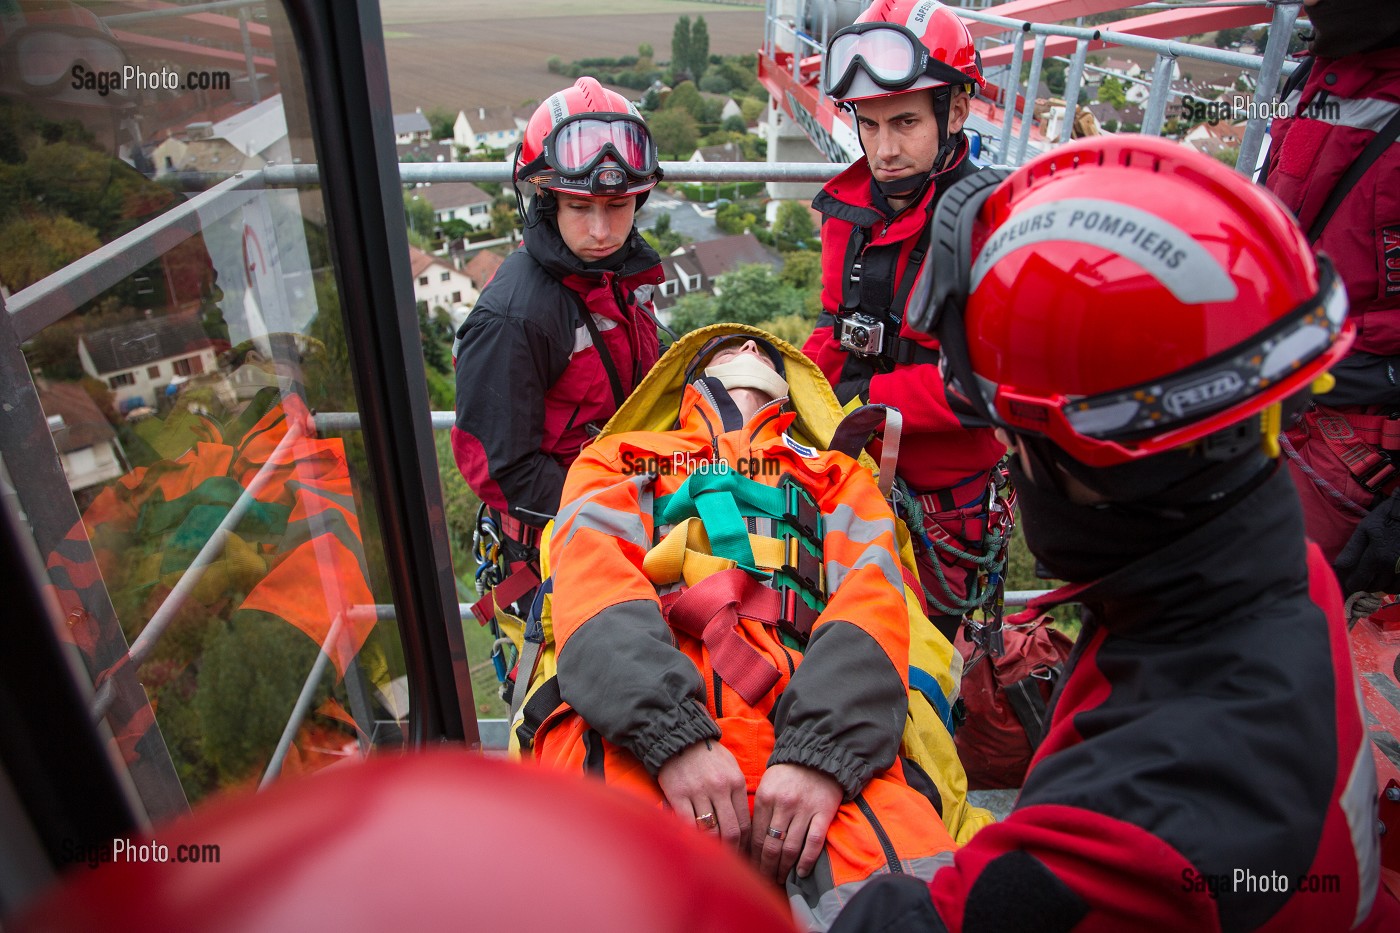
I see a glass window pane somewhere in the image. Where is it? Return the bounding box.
[0,0,408,816]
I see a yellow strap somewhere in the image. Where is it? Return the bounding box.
[643,518,791,588]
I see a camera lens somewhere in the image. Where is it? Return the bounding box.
[851,326,868,346]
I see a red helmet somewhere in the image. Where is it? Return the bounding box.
[928,135,1351,467]
[516,77,661,199]
[824,0,984,104]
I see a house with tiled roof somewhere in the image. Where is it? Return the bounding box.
[37,381,127,501]
[412,181,494,230]
[464,250,506,291]
[689,141,744,163]
[651,233,781,319]
[78,313,218,411]
[453,105,522,154]
[409,246,478,325]
[397,139,455,165]
[1182,119,1247,158]
[394,110,433,145]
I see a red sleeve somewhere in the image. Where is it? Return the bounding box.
[928,804,1222,932]
[865,359,976,435]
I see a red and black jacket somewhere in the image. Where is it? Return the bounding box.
[1265,46,1400,404]
[452,219,662,527]
[829,466,1399,931]
[802,141,1004,494]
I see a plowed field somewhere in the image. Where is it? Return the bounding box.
[381,0,766,113]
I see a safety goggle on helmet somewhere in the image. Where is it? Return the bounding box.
[823,0,984,103]
[915,135,1353,467]
[0,5,135,106]
[516,77,661,198]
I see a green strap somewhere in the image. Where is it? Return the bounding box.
[656,469,788,525]
[693,482,756,570]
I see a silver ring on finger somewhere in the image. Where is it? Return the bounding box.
[766,826,786,840]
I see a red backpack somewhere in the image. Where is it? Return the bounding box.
[953,616,1074,790]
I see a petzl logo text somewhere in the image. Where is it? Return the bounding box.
[1163,372,1244,418]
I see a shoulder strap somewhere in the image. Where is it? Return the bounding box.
[1307,104,1400,243]
[566,290,627,409]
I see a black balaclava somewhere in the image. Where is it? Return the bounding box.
[1306,0,1400,57]
[1011,435,1273,583]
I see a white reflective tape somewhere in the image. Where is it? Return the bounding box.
[904,0,940,31]
[1288,93,1400,135]
[571,313,618,355]
[970,198,1238,304]
[1341,724,1379,928]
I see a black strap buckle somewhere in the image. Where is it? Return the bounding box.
[779,474,822,544]
[778,587,821,643]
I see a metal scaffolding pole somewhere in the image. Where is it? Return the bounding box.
[999,25,1029,163]
[1015,34,1048,165]
[1238,0,1302,175]
[1142,53,1178,137]
[1060,38,1091,145]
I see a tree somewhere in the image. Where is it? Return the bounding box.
[712,264,803,326]
[756,313,817,347]
[1214,26,1249,49]
[0,212,102,291]
[665,293,712,336]
[1097,75,1127,109]
[690,16,710,81]
[426,106,455,140]
[403,190,435,239]
[649,108,699,159]
[1212,147,1240,168]
[639,43,653,60]
[778,250,822,291]
[490,200,519,240]
[701,73,732,95]
[643,212,686,255]
[665,80,704,117]
[714,202,757,236]
[671,16,693,81]
[773,201,817,253]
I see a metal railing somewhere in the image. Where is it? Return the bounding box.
[956,2,1301,171]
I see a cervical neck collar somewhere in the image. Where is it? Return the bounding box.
[704,354,789,401]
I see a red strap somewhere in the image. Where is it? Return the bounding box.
[1004,581,1093,627]
[474,563,541,626]
[662,568,783,706]
[498,513,542,549]
[1314,412,1400,495]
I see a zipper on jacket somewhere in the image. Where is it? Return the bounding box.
[855,793,902,874]
[777,641,795,677]
[712,670,724,719]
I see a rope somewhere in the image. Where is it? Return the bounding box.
[1278,432,1371,518]
[892,476,1011,618]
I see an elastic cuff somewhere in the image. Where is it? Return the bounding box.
[632,699,721,775]
[770,725,872,800]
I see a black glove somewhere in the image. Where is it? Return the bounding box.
[1335,493,1400,594]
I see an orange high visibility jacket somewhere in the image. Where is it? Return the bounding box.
[548,379,914,796]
